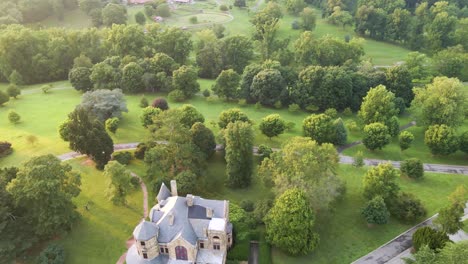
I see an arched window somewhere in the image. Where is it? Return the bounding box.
[175,246,188,260]
[213,236,221,250]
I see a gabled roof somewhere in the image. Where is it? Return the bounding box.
[157,183,171,203]
[133,221,159,241]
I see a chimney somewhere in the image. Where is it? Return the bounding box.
[187,194,194,206]
[206,207,213,218]
[169,212,174,226]
[170,180,178,197]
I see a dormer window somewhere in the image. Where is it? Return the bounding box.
[140,241,145,246]
[143,253,148,259]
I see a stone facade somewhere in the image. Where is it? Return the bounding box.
[126,180,233,264]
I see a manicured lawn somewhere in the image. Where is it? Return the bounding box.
[272,165,468,264]
[33,8,92,29]
[57,158,144,264]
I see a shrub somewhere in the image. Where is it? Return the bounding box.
[343,107,353,116]
[353,151,364,167]
[26,135,38,146]
[362,196,390,225]
[37,243,65,264]
[105,117,119,134]
[0,90,10,106]
[346,120,358,132]
[238,99,247,107]
[112,151,133,165]
[0,141,13,157]
[288,103,300,113]
[7,84,21,98]
[390,192,427,223]
[363,122,391,151]
[291,20,300,29]
[286,121,295,131]
[305,104,319,112]
[189,16,198,24]
[130,176,140,188]
[41,84,52,94]
[324,108,338,118]
[255,102,262,109]
[274,101,282,109]
[400,158,424,179]
[152,98,169,110]
[8,110,20,124]
[424,125,459,156]
[202,89,211,97]
[253,199,273,224]
[139,97,148,108]
[220,4,228,11]
[412,226,451,252]
[240,200,255,212]
[168,90,186,102]
[257,144,273,161]
[399,131,414,151]
[134,143,147,160]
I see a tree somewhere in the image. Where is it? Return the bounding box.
[105,117,119,134]
[78,0,101,14]
[6,84,20,98]
[399,131,414,151]
[233,0,246,7]
[300,7,316,30]
[61,107,114,169]
[153,27,192,64]
[260,114,286,139]
[196,42,223,78]
[102,3,127,27]
[435,186,467,234]
[6,155,81,238]
[156,4,170,17]
[386,8,412,43]
[362,196,390,225]
[412,77,466,127]
[264,188,319,255]
[405,52,431,81]
[258,137,343,210]
[140,106,161,128]
[286,0,306,14]
[460,131,468,155]
[426,12,457,52]
[37,243,65,264]
[179,104,205,128]
[436,240,468,263]
[302,114,335,144]
[387,116,400,137]
[69,67,92,92]
[328,6,353,28]
[333,118,347,146]
[135,11,146,25]
[9,70,24,85]
[221,36,254,74]
[362,163,399,203]
[7,110,20,124]
[225,121,254,188]
[89,8,103,27]
[404,245,437,264]
[400,158,424,179]
[152,98,169,110]
[363,123,391,151]
[175,171,197,195]
[121,62,144,93]
[385,66,414,106]
[172,66,200,99]
[79,89,128,122]
[412,227,450,252]
[104,161,132,205]
[190,122,216,159]
[359,85,398,125]
[218,108,250,129]
[0,90,9,106]
[432,46,468,81]
[391,192,427,223]
[250,69,286,106]
[424,125,459,156]
[212,69,241,100]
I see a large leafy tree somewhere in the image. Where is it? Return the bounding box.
[190,122,216,159]
[68,67,93,92]
[424,124,459,156]
[221,35,254,74]
[61,107,114,169]
[172,65,200,99]
[102,3,127,27]
[218,108,251,129]
[260,114,286,139]
[302,114,335,144]
[106,24,145,58]
[196,42,223,78]
[359,85,397,125]
[178,104,205,128]
[363,122,391,151]
[264,188,319,255]
[250,69,286,106]
[225,121,254,188]
[432,45,468,81]
[362,163,400,203]
[79,89,128,122]
[212,69,241,100]
[7,155,81,238]
[153,27,192,64]
[104,161,132,205]
[121,62,144,93]
[259,137,342,210]
[435,186,466,234]
[385,66,413,106]
[300,7,317,30]
[412,77,466,127]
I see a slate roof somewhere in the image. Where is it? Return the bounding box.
[133,221,159,241]
[157,183,171,203]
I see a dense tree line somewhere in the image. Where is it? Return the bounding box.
[0,0,77,24]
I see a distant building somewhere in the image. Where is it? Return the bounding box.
[128,0,153,4]
[173,0,193,4]
[126,180,233,264]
